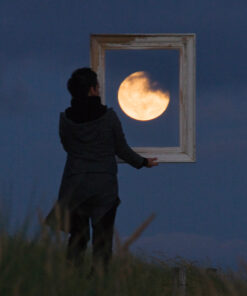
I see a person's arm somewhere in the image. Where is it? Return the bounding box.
[111,110,147,169]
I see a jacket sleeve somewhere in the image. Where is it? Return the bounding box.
[111,110,147,169]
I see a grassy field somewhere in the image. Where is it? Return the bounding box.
[0,207,247,295]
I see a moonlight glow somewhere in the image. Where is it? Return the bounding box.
[117,71,170,121]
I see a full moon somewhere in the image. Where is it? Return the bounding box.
[117,71,170,121]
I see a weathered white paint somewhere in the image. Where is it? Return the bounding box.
[90,34,196,163]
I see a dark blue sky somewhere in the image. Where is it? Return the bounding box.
[1,0,246,270]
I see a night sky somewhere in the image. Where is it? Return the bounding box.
[1,0,246,270]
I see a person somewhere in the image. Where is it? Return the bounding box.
[44,67,158,278]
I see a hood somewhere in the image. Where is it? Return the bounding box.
[60,109,111,144]
[59,95,108,143]
[65,96,107,123]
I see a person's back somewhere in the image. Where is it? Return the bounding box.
[60,106,149,175]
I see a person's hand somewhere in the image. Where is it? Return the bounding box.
[146,157,159,168]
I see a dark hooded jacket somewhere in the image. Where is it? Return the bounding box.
[44,96,148,233]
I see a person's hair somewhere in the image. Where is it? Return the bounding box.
[67,67,98,98]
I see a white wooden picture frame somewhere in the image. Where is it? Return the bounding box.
[90,34,196,162]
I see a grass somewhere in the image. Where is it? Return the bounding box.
[0,204,247,295]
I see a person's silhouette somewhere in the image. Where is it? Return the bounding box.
[44,67,158,277]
